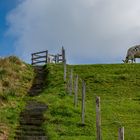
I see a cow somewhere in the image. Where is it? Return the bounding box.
[123,45,140,63]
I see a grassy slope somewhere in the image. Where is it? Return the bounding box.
[0,56,34,139]
[34,63,140,140]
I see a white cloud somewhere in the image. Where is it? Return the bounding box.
[6,0,140,64]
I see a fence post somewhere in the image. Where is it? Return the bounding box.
[66,80,70,93]
[69,69,73,95]
[64,59,67,82]
[31,54,33,65]
[47,54,50,64]
[62,46,65,63]
[57,54,60,63]
[53,55,56,63]
[118,127,124,140]
[74,75,78,107]
[81,80,86,125]
[46,50,48,64]
[96,96,101,140]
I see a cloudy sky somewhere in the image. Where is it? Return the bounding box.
[1,0,140,64]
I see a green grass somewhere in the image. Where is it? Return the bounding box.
[0,56,34,139]
[34,63,140,140]
[1,58,139,139]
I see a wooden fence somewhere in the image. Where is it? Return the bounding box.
[64,64,125,140]
[31,47,66,65]
[31,47,126,139]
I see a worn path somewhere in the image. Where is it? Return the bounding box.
[15,66,48,140]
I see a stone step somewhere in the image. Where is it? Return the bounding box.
[22,106,48,112]
[29,89,43,94]
[15,130,45,136]
[14,136,48,140]
[24,101,48,108]
[29,86,44,90]
[16,125,43,131]
[31,80,45,84]
[20,120,44,125]
[32,82,44,85]
[29,84,44,89]
[20,112,45,117]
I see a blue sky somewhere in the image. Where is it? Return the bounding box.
[1,0,140,64]
[0,0,19,57]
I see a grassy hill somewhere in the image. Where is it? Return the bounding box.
[0,58,140,140]
[0,56,34,139]
[34,63,140,140]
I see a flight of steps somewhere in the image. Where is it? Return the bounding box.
[29,66,46,96]
[15,66,48,140]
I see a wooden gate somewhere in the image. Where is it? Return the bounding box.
[31,47,66,65]
[31,50,48,65]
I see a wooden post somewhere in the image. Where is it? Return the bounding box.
[81,80,86,125]
[69,69,73,95]
[46,50,48,64]
[54,55,56,63]
[74,75,78,107]
[31,54,34,65]
[64,59,67,82]
[96,96,101,140]
[48,54,50,64]
[66,80,70,93]
[62,46,65,63]
[56,54,59,63]
[118,127,124,140]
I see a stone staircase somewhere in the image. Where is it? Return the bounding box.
[15,66,48,140]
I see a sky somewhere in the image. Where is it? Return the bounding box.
[1,0,140,64]
[0,0,19,56]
